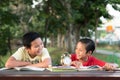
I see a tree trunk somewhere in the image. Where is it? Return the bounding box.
[57,33,65,49]
[59,0,79,53]
[94,8,99,52]
[44,18,49,48]
[7,36,12,55]
[57,33,61,48]
[65,1,76,53]
[61,34,65,48]
[50,34,56,47]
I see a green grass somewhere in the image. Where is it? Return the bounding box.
[93,53,120,66]
[0,54,10,68]
[97,45,120,53]
[48,47,66,66]
[96,45,120,66]
[48,47,120,67]
[1,47,120,67]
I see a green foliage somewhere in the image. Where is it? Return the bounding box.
[48,47,65,66]
[1,0,120,56]
[0,0,18,56]
[109,0,120,4]
[94,53,120,66]
[0,26,10,56]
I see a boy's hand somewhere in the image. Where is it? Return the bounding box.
[71,61,82,68]
[103,63,115,71]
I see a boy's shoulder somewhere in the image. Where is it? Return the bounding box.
[18,46,25,49]
[17,46,26,52]
[88,55,96,58]
[87,56,98,61]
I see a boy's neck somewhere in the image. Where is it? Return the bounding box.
[79,56,88,62]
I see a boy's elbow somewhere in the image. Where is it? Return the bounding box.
[5,62,11,68]
[5,61,14,69]
[5,56,16,68]
[45,59,52,68]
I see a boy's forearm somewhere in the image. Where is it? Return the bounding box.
[28,58,51,68]
[5,60,31,68]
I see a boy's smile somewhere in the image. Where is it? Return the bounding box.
[27,38,44,58]
[75,42,89,62]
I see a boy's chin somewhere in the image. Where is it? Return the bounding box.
[76,56,81,59]
[37,52,42,55]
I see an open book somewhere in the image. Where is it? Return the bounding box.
[47,65,102,72]
[47,66,77,72]
[0,67,10,71]
[112,68,120,71]
[14,66,45,71]
[78,65,102,71]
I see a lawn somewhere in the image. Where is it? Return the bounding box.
[0,47,120,67]
[93,53,120,66]
[49,47,120,67]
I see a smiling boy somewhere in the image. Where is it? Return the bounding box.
[71,38,117,70]
[5,32,51,68]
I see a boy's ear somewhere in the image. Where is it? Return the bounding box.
[25,47,30,51]
[87,51,92,55]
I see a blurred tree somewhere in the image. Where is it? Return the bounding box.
[31,0,120,53]
[1,0,120,57]
[0,0,19,66]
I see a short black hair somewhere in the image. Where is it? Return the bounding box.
[22,32,40,48]
[79,38,95,54]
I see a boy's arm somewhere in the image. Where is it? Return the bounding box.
[5,56,31,69]
[71,61,82,68]
[28,58,52,68]
[103,63,118,70]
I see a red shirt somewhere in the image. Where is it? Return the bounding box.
[71,53,106,67]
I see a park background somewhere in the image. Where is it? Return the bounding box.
[1,0,120,67]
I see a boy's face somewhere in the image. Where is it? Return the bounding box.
[27,38,44,57]
[75,42,90,60]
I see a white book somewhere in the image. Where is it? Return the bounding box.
[14,66,45,71]
[113,68,120,71]
[0,67,10,71]
[78,65,102,71]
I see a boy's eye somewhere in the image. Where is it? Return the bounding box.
[79,50,83,52]
[34,45,39,48]
[76,48,82,51]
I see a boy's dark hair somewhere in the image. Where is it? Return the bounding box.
[22,32,40,48]
[79,38,95,54]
